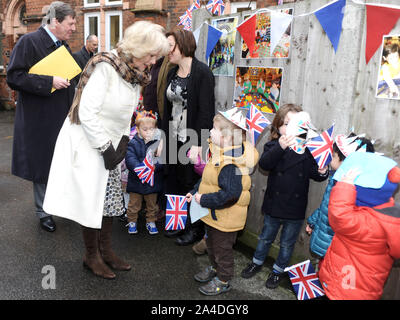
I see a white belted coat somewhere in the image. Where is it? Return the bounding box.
[43,54,140,229]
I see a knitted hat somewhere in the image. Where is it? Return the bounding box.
[356,166,400,207]
[333,152,399,207]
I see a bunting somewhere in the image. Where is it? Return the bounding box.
[270,11,293,54]
[365,4,400,64]
[178,0,400,64]
[237,14,257,56]
[178,0,201,30]
[314,0,346,53]
[206,0,225,16]
[206,24,223,60]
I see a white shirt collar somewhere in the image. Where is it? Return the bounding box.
[43,24,59,44]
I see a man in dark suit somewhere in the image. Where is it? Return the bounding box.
[73,34,98,71]
[6,1,76,232]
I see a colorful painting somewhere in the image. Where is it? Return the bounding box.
[208,16,238,77]
[376,35,400,100]
[241,9,293,59]
[233,66,283,113]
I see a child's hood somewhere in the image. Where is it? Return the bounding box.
[372,202,400,259]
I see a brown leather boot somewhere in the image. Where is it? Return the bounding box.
[82,226,116,279]
[99,217,131,271]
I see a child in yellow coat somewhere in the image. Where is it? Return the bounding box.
[186,109,259,296]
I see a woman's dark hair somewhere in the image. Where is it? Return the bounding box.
[270,103,303,140]
[166,29,196,58]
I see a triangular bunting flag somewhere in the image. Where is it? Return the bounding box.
[365,4,400,64]
[206,24,223,60]
[193,23,203,45]
[270,11,293,55]
[314,0,346,53]
[237,14,257,56]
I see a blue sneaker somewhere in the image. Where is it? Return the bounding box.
[127,222,138,234]
[146,222,158,235]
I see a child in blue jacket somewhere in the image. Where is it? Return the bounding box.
[125,111,163,235]
[306,134,374,260]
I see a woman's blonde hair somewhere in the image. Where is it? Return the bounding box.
[214,113,245,145]
[118,21,169,60]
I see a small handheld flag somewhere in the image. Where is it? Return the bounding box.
[284,260,325,300]
[134,152,155,186]
[246,104,271,145]
[306,124,335,169]
[165,195,188,231]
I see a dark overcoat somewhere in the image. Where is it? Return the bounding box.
[125,134,163,195]
[72,46,92,71]
[259,139,328,220]
[6,26,75,183]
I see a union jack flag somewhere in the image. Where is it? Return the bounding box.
[178,0,201,30]
[178,9,193,30]
[246,104,271,145]
[134,152,155,187]
[165,195,188,231]
[206,0,225,16]
[305,124,335,169]
[285,260,325,300]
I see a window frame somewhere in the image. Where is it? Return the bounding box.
[105,10,123,51]
[105,0,123,5]
[84,12,101,49]
[83,0,100,8]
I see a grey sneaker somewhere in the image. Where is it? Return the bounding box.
[199,277,231,296]
[194,266,217,283]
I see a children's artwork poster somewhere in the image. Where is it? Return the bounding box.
[233,65,283,113]
[241,8,293,59]
[208,16,238,77]
[376,35,400,100]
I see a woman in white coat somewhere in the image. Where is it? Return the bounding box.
[43,21,169,279]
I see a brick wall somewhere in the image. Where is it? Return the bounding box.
[0,0,296,109]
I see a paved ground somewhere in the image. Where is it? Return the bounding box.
[0,110,295,304]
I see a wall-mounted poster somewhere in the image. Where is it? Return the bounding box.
[241,8,293,59]
[233,65,283,113]
[208,16,238,77]
[376,35,400,100]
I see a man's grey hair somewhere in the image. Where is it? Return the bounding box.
[44,1,75,25]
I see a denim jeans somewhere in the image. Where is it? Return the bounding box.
[253,214,304,273]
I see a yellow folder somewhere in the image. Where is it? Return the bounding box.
[29,45,82,93]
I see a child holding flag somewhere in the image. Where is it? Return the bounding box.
[187,109,259,296]
[125,111,163,235]
[241,104,328,289]
[306,133,374,262]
